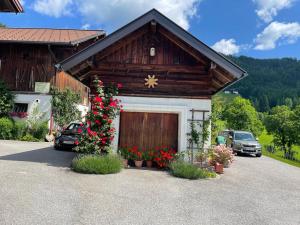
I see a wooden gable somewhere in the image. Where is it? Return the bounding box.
[58,9,246,98]
[72,24,218,98]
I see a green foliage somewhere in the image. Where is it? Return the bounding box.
[51,88,81,128]
[30,121,48,140]
[0,117,14,139]
[12,120,27,139]
[170,160,216,179]
[71,154,122,174]
[230,56,300,111]
[20,134,40,142]
[264,106,299,159]
[222,96,264,136]
[0,80,14,117]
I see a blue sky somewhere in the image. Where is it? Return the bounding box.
[1,0,300,59]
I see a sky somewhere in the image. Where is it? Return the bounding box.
[1,0,300,59]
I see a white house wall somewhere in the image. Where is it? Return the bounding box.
[14,93,52,122]
[112,96,211,152]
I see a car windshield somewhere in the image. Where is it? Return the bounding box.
[66,123,81,130]
[234,132,255,141]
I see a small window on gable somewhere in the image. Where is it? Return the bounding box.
[13,103,28,113]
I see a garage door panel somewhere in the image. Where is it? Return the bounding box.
[119,112,178,151]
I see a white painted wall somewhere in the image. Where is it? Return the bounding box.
[13,93,88,125]
[14,93,52,122]
[111,96,211,153]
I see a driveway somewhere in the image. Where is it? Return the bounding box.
[0,140,299,225]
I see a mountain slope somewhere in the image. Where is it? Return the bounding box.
[228,56,300,111]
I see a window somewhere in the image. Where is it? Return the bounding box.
[13,103,28,113]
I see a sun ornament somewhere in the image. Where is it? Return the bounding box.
[144,75,158,88]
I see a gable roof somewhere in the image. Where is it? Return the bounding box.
[0,28,105,45]
[56,9,246,79]
[0,0,23,13]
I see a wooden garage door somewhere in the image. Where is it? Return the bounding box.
[119,112,178,151]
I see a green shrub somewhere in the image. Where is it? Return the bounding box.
[72,154,122,174]
[0,117,14,139]
[170,161,216,180]
[20,134,40,142]
[13,120,28,139]
[30,122,48,140]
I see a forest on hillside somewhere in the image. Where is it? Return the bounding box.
[228,56,300,112]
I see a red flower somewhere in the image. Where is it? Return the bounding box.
[74,140,79,145]
[117,83,122,89]
[94,96,102,103]
[108,119,113,124]
[95,120,101,125]
[77,128,82,133]
[93,111,98,116]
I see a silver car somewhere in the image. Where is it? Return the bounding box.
[230,131,262,157]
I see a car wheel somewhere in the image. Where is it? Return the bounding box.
[54,144,61,150]
[256,153,262,157]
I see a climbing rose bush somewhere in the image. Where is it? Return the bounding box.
[75,79,122,154]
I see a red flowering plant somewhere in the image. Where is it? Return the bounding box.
[142,149,155,161]
[74,79,122,154]
[153,146,177,168]
[127,146,143,161]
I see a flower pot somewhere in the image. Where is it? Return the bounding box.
[123,159,128,168]
[214,163,224,174]
[134,160,143,168]
[146,160,152,168]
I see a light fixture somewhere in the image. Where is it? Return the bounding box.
[150,47,156,57]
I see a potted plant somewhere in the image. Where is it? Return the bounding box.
[118,147,130,168]
[153,146,176,168]
[210,145,234,173]
[143,149,154,168]
[128,146,143,168]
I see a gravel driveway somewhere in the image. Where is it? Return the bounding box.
[0,140,299,225]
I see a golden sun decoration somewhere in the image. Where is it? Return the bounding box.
[145,75,158,88]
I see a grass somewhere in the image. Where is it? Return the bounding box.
[259,131,300,168]
[72,154,122,174]
[169,161,216,180]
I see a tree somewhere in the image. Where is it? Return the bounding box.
[211,95,227,142]
[0,80,14,117]
[0,23,6,28]
[222,96,264,136]
[284,97,293,109]
[51,88,81,129]
[75,79,122,154]
[259,95,270,112]
[264,105,298,159]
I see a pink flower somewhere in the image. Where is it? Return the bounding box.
[117,83,122,89]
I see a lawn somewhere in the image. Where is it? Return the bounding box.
[259,131,300,168]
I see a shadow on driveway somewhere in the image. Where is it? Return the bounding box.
[0,146,76,168]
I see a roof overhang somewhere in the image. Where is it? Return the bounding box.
[0,0,23,13]
[56,9,247,89]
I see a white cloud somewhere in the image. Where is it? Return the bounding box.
[75,0,201,30]
[211,39,240,55]
[32,0,73,18]
[254,21,300,50]
[81,23,91,30]
[31,0,202,30]
[253,0,295,23]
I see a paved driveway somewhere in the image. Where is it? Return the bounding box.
[0,140,299,225]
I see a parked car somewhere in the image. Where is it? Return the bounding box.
[54,122,85,150]
[228,130,262,157]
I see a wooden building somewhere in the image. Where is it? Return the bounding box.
[57,9,247,152]
[0,0,23,13]
[0,28,105,122]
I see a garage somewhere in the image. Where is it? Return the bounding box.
[119,112,178,151]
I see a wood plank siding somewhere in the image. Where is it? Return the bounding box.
[72,23,234,98]
[0,43,90,104]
